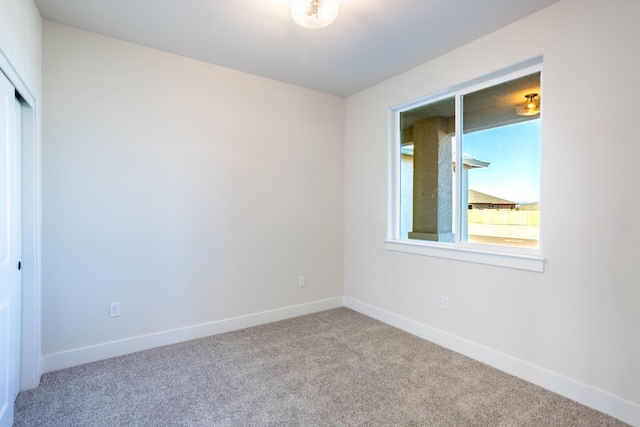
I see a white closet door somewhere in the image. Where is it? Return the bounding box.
[0,70,21,427]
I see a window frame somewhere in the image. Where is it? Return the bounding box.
[386,62,544,272]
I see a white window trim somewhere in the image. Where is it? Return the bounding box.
[386,61,545,273]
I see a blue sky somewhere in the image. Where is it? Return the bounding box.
[463,119,540,203]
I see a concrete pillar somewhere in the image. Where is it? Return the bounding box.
[408,117,454,242]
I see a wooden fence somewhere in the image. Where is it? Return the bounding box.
[467,209,539,226]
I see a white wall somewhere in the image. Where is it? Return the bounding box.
[344,0,640,424]
[0,0,41,95]
[41,21,344,366]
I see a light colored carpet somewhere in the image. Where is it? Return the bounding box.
[14,308,628,426]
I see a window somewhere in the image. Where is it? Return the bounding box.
[388,64,543,271]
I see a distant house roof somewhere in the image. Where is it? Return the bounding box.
[461,154,490,169]
[468,189,516,205]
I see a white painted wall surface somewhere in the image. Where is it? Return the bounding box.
[0,0,41,96]
[41,21,344,361]
[344,0,640,423]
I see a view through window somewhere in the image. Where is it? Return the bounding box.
[399,70,540,250]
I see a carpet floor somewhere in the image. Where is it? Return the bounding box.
[14,308,629,426]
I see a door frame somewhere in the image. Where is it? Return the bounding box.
[0,45,42,391]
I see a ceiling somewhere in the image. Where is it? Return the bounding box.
[34,0,560,97]
[401,72,540,131]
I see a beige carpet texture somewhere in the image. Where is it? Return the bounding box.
[14,308,629,426]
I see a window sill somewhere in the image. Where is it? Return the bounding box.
[384,240,544,272]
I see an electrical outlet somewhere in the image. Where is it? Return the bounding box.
[298,276,305,287]
[440,296,449,311]
[110,302,121,317]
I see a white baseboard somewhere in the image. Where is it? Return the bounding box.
[43,297,343,373]
[41,296,640,426]
[344,297,640,427]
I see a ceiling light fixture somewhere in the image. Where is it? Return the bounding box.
[516,93,540,116]
[290,0,339,29]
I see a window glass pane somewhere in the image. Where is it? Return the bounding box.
[461,73,540,248]
[399,96,456,242]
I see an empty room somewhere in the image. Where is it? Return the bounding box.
[1,0,639,425]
